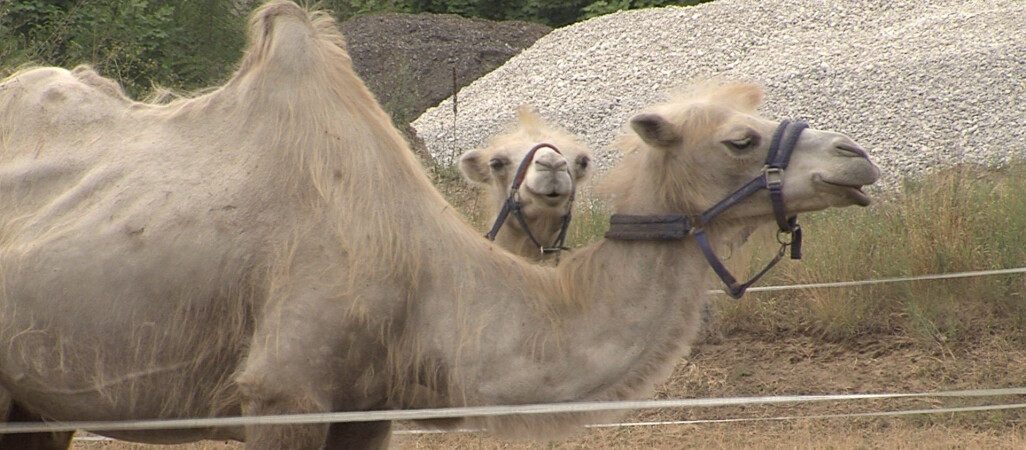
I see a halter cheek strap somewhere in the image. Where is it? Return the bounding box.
[605,120,808,298]
[485,143,575,256]
[765,120,807,259]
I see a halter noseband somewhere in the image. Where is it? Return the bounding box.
[605,120,808,298]
[485,143,575,256]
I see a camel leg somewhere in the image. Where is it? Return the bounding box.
[238,279,399,449]
[239,390,330,450]
[236,338,336,449]
[0,396,74,450]
[323,420,391,450]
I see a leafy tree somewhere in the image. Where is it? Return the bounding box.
[160,0,246,93]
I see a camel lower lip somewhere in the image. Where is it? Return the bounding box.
[525,187,568,200]
[821,180,871,206]
[846,186,871,206]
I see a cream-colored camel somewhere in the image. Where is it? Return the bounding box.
[459,107,591,261]
[0,2,878,449]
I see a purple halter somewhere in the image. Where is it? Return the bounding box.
[484,143,575,256]
[605,120,808,298]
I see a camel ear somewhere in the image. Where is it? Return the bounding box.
[630,113,681,148]
[458,149,492,185]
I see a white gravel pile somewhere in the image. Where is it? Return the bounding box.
[411,0,1026,189]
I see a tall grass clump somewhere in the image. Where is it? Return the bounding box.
[717,161,1026,347]
[566,196,612,248]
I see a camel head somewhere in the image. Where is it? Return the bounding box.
[601,82,880,222]
[460,107,591,213]
[459,107,592,256]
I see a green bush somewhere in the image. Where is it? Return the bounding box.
[1,0,244,98]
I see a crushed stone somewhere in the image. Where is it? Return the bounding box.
[412,0,1026,189]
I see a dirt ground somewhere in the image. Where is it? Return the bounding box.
[73,332,1026,449]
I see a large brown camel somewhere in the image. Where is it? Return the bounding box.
[0,2,879,449]
[459,107,592,261]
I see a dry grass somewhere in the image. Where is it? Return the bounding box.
[717,161,1026,346]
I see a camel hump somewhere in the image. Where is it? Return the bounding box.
[0,67,128,156]
[70,65,130,101]
[240,1,346,77]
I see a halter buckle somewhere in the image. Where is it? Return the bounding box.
[763,166,783,189]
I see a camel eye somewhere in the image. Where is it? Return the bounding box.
[578,156,590,169]
[488,158,508,171]
[724,135,758,152]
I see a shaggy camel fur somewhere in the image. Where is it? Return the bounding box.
[0,2,879,449]
[459,107,592,261]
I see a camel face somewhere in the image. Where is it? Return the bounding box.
[460,110,590,214]
[462,144,589,209]
[459,108,591,258]
[703,113,878,213]
[620,83,879,220]
[774,125,879,210]
[520,146,575,206]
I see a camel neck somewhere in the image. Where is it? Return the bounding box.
[491,213,568,262]
[435,231,712,414]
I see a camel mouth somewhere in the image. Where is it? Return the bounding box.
[523,186,571,206]
[819,179,872,206]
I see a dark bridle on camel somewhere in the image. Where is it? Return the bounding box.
[605,120,808,298]
[484,143,575,256]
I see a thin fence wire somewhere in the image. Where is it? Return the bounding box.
[6,266,1025,440]
[7,388,1026,435]
[581,402,1026,430]
[707,267,1026,295]
[70,402,1026,440]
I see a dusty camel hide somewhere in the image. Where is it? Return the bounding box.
[0,1,879,449]
[459,107,592,261]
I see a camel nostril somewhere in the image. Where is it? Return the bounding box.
[836,143,868,158]
[535,158,568,171]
